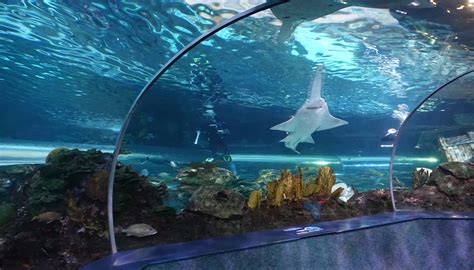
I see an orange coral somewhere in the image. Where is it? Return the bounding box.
[266,169,305,207]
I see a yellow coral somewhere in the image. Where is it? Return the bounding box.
[315,166,336,197]
[266,169,305,207]
[293,168,304,201]
[247,190,262,209]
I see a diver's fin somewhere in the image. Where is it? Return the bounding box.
[301,135,315,144]
[271,117,296,132]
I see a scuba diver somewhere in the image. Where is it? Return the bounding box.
[189,54,237,175]
[194,111,237,175]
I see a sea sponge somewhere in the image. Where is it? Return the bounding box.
[315,166,336,197]
[266,169,305,207]
[247,190,262,209]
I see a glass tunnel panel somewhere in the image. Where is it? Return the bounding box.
[391,70,474,211]
[112,2,474,252]
[0,1,269,268]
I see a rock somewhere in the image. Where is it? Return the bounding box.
[177,167,237,186]
[430,162,474,196]
[436,175,467,196]
[187,186,245,219]
[413,186,449,207]
[438,162,474,180]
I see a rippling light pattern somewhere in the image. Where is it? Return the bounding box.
[0,0,472,144]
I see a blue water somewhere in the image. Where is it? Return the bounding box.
[0,1,472,191]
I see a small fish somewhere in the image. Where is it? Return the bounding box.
[158,172,170,178]
[31,211,62,223]
[121,223,157,237]
[170,161,177,168]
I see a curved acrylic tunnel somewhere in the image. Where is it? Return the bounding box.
[106,1,474,253]
[390,70,474,211]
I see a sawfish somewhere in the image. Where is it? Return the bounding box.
[270,65,348,153]
[270,0,436,43]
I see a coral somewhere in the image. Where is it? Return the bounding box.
[27,174,66,215]
[303,178,318,197]
[247,190,262,209]
[45,147,70,164]
[315,166,336,197]
[303,166,336,198]
[412,168,432,190]
[294,168,304,201]
[266,169,305,207]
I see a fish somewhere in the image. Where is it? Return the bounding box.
[31,211,62,223]
[121,223,157,237]
[271,64,348,153]
[158,172,170,178]
[170,161,177,168]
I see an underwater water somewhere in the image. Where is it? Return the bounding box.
[0,0,473,269]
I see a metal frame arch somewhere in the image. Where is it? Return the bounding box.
[389,69,474,211]
[107,0,289,253]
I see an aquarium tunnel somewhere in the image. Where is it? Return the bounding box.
[0,0,473,269]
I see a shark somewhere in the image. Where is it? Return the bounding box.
[270,64,348,153]
[270,0,436,43]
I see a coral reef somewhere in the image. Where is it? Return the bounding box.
[0,148,168,269]
[1,153,472,269]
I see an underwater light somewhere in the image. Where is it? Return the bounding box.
[387,128,397,134]
[380,144,394,148]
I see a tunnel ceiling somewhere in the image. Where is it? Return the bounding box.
[0,0,473,144]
